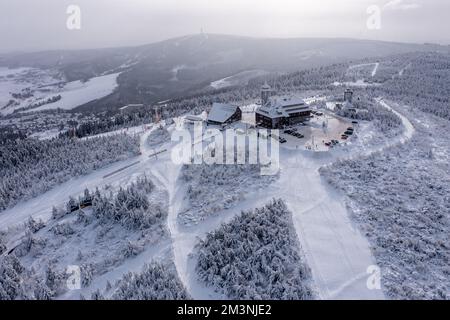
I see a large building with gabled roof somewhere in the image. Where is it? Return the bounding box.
[207,103,242,125]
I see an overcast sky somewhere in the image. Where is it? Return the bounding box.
[0,0,449,53]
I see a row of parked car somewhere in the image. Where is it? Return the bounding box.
[341,126,354,140]
[324,125,356,147]
[284,128,305,139]
[325,140,340,147]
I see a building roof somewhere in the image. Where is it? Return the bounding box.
[185,115,203,122]
[256,95,310,119]
[261,82,271,90]
[207,103,240,123]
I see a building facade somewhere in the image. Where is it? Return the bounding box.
[255,95,311,129]
[207,103,242,125]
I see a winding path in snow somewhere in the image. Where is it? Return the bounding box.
[0,98,414,300]
[281,98,414,299]
[153,99,415,300]
[348,62,379,77]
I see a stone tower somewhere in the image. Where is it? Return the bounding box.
[261,82,272,106]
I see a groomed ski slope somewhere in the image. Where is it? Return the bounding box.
[348,62,379,77]
[147,99,414,299]
[0,99,414,300]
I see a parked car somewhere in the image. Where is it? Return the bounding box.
[279,137,287,143]
[341,135,348,140]
[352,121,358,124]
[345,130,353,135]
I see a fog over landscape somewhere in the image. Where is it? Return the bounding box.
[0,0,449,53]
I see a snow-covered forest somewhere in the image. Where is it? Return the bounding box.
[0,133,140,211]
[60,111,154,139]
[180,161,276,225]
[196,199,315,300]
[320,107,449,300]
[2,52,447,142]
[146,126,170,147]
[335,95,402,137]
[92,175,167,230]
[370,52,450,120]
[107,263,190,300]
[155,52,449,127]
[0,174,169,300]
[0,254,53,300]
[157,62,349,120]
[0,48,448,301]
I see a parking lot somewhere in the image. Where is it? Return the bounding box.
[278,111,354,151]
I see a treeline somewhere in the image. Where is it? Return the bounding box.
[0,133,140,211]
[13,95,62,113]
[59,111,153,138]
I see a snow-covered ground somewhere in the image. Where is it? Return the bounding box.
[146,99,412,300]
[372,62,379,77]
[0,67,120,114]
[333,79,381,88]
[210,69,270,89]
[333,62,381,87]
[0,67,60,114]
[348,62,379,77]
[29,73,120,112]
[0,97,415,300]
[80,124,149,141]
[320,104,449,299]
[0,129,152,231]
[28,128,62,140]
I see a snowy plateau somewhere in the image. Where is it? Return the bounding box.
[0,67,119,115]
[0,40,449,301]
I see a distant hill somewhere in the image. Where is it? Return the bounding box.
[0,34,446,113]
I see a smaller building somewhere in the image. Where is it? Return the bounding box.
[207,103,242,125]
[255,95,311,129]
[185,115,204,125]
